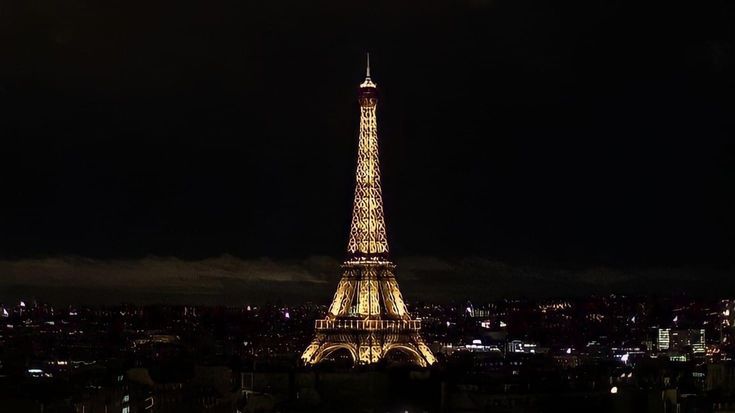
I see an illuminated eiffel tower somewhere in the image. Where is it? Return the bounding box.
[301,55,436,367]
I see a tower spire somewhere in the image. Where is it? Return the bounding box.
[350,54,385,258]
[360,53,376,89]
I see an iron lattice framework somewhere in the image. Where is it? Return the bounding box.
[301,56,436,367]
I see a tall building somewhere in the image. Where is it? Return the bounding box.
[657,328,706,355]
[301,56,436,367]
[658,328,671,351]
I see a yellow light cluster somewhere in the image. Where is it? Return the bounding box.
[300,65,436,368]
[347,104,389,256]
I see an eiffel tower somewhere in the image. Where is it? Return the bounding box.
[301,55,436,367]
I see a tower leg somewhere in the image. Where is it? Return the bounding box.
[301,335,359,366]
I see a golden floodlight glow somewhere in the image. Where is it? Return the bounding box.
[301,55,436,367]
[347,102,387,256]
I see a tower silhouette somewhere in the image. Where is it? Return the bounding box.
[301,55,436,367]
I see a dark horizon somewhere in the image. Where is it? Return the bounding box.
[0,254,731,306]
[1,0,733,303]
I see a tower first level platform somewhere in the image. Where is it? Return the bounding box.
[301,260,436,366]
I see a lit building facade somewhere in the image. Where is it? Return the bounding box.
[657,328,706,358]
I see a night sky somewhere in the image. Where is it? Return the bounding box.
[1,1,733,303]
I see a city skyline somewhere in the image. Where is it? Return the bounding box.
[2,1,735,411]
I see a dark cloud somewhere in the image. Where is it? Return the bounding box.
[0,256,730,305]
[0,255,336,305]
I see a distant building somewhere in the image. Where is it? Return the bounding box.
[658,328,671,351]
[553,354,581,369]
[657,328,706,357]
[507,340,547,354]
